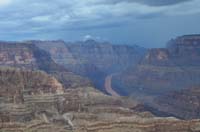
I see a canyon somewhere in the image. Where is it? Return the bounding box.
[27,39,146,92]
[0,41,91,89]
[112,35,200,119]
[1,35,200,131]
[1,68,200,132]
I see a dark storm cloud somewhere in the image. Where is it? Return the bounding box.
[101,0,192,6]
[0,0,199,47]
[134,0,192,6]
[0,0,199,33]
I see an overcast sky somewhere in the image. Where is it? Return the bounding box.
[0,0,200,47]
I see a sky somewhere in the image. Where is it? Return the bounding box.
[0,0,200,47]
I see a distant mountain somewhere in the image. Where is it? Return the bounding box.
[28,39,146,92]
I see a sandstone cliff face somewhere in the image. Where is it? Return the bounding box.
[0,68,64,102]
[28,40,145,92]
[0,41,92,89]
[27,40,77,66]
[1,40,200,131]
[0,68,65,121]
[32,40,144,72]
[154,87,200,119]
[111,35,200,120]
[0,42,37,69]
[64,40,144,72]
[2,118,200,132]
[1,68,200,132]
[142,35,200,67]
[113,35,200,96]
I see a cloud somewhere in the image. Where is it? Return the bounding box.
[133,0,192,6]
[83,34,103,41]
[31,15,52,22]
[79,0,192,6]
[83,35,93,41]
[0,0,11,7]
[0,0,199,37]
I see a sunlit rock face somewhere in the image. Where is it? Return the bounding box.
[0,41,62,72]
[0,68,64,102]
[0,42,37,69]
[0,68,65,121]
[166,35,200,66]
[143,35,200,66]
[0,41,92,89]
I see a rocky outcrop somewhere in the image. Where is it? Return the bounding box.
[31,40,145,72]
[0,68,149,131]
[1,57,200,132]
[154,87,200,119]
[0,42,37,69]
[77,118,200,132]
[1,69,200,132]
[113,63,200,96]
[111,35,200,120]
[143,35,200,66]
[112,35,200,96]
[0,68,64,121]
[64,40,144,72]
[2,115,200,132]
[0,68,64,98]
[0,41,92,89]
[28,40,145,92]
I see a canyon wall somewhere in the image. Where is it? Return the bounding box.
[1,68,200,132]
[113,35,200,96]
[0,41,91,89]
[111,35,200,119]
[28,40,145,92]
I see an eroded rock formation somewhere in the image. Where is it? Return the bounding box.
[111,35,200,119]
[154,87,200,119]
[112,35,200,96]
[1,67,200,132]
[27,40,145,92]
[0,41,91,89]
[1,36,200,131]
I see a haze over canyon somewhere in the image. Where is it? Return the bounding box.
[0,34,200,132]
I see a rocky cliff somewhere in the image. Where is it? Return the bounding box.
[0,68,64,121]
[0,41,91,89]
[0,42,37,69]
[1,68,200,132]
[113,35,200,96]
[111,35,200,120]
[154,87,200,119]
[27,40,145,92]
[0,38,200,132]
[144,35,200,66]
[31,40,145,72]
